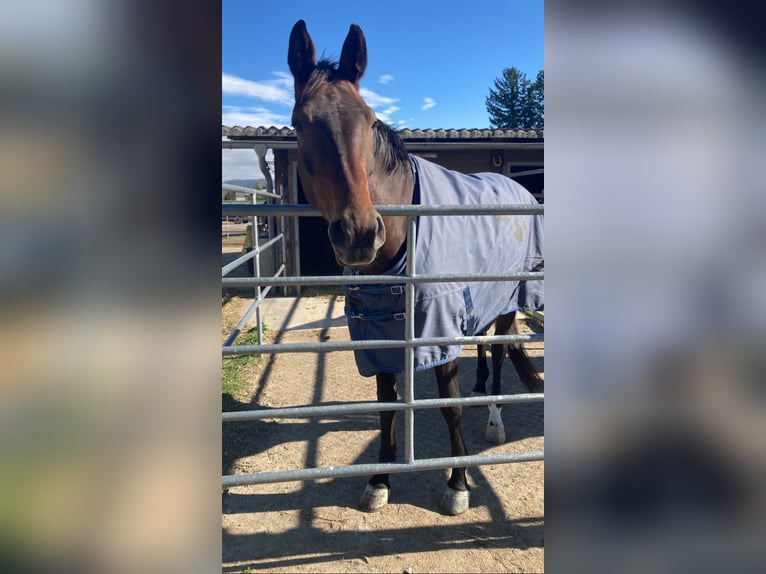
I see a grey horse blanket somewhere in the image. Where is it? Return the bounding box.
[344,155,543,377]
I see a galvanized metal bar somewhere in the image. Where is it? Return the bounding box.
[255,233,284,252]
[221,230,247,238]
[403,215,417,465]
[280,185,289,296]
[223,393,544,422]
[222,450,545,488]
[221,248,257,277]
[223,204,318,218]
[221,233,284,277]
[254,225,263,346]
[223,270,543,287]
[289,164,302,297]
[222,268,285,347]
[221,183,282,200]
[223,296,261,347]
[279,184,288,296]
[224,203,543,217]
[222,333,543,356]
[272,263,286,281]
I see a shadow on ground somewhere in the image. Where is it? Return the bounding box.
[222,297,544,571]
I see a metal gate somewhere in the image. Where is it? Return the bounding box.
[222,182,286,347]
[221,201,544,489]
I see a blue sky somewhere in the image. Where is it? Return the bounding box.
[222,0,543,180]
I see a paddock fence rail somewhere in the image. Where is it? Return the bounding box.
[222,183,288,347]
[221,201,544,489]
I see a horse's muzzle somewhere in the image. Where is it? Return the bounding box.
[328,212,386,267]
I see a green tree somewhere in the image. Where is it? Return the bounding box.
[486,67,544,129]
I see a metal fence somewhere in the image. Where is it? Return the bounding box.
[222,183,287,347]
[221,201,544,489]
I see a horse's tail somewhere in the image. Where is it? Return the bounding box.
[507,318,544,393]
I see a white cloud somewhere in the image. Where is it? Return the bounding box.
[221,105,291,128]
[270,70,294,90]
[378,74,394,84]
[222,148,275,182]
[421,97,437,110]
[374,105,401,123]
[359,87,402,124]
[222,72,293,106]
[360,87,399,110]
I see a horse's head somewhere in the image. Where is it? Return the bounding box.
[288,20,386,268]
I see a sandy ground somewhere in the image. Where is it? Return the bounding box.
[222,295,544,573]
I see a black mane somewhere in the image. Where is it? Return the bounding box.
[315,57,339,76]
[305,58,340,86]
[372,120,410,175]
[299,58,338,97]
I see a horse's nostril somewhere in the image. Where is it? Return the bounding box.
[328,218,348,246]
[329,213,384,252]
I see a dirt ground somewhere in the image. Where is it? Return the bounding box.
[222,295,544,573]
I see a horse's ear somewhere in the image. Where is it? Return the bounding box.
[339,23,367,85]
[288,20,316,95]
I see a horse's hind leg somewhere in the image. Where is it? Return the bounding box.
[434,360,470,515]
[484,312,514,444]
[473,343,489,394]
[507,316,544,394]
[359,372,397,512]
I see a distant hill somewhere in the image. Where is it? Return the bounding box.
[224,178,267,188]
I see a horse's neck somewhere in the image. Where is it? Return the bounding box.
[362,162,414,276]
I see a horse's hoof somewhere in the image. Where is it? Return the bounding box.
[484,423,506,444]
[359,483,389,512]
[440,486,470,515]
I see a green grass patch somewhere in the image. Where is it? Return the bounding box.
[222,327,265,399]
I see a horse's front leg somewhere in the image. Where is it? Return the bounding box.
[434,360,471,515]
[359,372,397,512]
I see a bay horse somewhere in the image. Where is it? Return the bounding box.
[288,20,543,515]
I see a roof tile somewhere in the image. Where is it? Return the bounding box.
[222,125,542,139]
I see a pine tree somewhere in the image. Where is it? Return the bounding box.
[529,70,544,128]
[486,67,544,129]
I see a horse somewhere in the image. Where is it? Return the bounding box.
[287,19,543,515]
